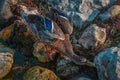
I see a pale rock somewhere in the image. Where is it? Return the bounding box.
[78,24,106,49]
[0,44,14,79]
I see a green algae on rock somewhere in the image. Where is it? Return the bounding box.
[23,66,61,80]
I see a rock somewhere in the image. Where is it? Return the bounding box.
[99,5,120,21]
[94,45,120,80]
[33,42,48,63]
[47,0,115,28]
[0,44,14,79]
[23,66,60,80]
[0,23,14,41]
[0,0,13,19]
[70,77,92,80]
[0,0,13,29]
[71,36,78,44]
[94,0,116,7]
[33,41,57,63]
[7,20,35,56]
[78,24,106,49]
[56,58,79,77]
[7,0,18,5]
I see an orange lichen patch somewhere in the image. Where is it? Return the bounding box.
[0,24,14,41]
[114,0,120,5]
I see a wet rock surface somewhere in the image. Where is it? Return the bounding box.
[0,0,119,80]
[56,58,79,77]
[23,66,60,80]
[33,41,57,63]
[95,45,120,80]
[47,0,116,28]
[99,5,120,21]
[0,44,14,79]
[78,24,106,49]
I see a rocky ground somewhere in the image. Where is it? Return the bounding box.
[0,0,120,80]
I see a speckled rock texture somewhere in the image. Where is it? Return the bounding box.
[78,24,106,49]
[23,66,61,80]
[47,0,116,28]
[95,45,120,80]
[0,44,14,79]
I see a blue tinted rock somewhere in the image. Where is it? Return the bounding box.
[94,46,120,80]
[99,5,120,21]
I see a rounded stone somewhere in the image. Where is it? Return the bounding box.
[23,66,60,80]
[0,44,14,79]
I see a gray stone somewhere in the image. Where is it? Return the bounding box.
[0,0,13,19]
[0,44,14,79]
[56,58,79,77]
[99,5,120,21]
[94,0,116,7]
[71,36,78,44]
[94,45,120,80]
[78,24,106,49]
[0,0,13,26]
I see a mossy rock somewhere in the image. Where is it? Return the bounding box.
[0,70,14,80]
[23,66,61,80]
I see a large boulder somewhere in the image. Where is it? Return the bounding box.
[78,24,106,49]
[0,44,14,79]
[94,45,120,80]
[23,66,60,80]
[47,0,116,28]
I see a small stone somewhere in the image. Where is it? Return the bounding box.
[33,42,48,63]
[71,36,78,44]
[7,0,18,5]
[0,23,14,41]
[0,44,14,79]
[33,41,57,63]
[70,77,92,80]
[0,0,13,19]
[94,44,120,80]
[94,0,116,7]
[56,58,79,77]
[23,66,60,80]
[78,24,106,49]
[99,5,120,21]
